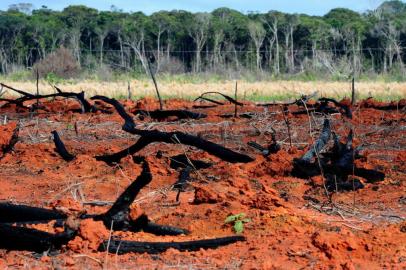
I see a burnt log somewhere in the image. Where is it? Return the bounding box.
[95,160,152,230]
[94,97,254,164]
[98,235,246,254]
[0,203,66,224]
[194,92,243,106]
[292,126,385,189]
[97,129,254,164]
[94,160,189,235]
[51,131,75,162]
[91,95,135,131]
[301,119,331,162]
[247,131,280,156]
[0,83,94,113]
[318,98,352,118]
[130,214,189,236]
[133,109,207,121]
[359,98,405,111]
[169,154,212,170]
[0,224,75,252]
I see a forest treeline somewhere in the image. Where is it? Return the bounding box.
[0,1,406,80]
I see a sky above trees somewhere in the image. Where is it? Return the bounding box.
[0,0,391,15]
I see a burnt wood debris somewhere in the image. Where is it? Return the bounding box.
[51,130,76,161]
[99,235,246,254]
[0,223,76,253]
[92,95,254,164]
[0,83,399,256]
[292,119,385,191]
[194,91,244,107]
[257,91,318,107]
[167,154,213,201]
[0,159,244,252]
[0,83,95,113]
[133,109,207,121]
[360,97,406,111]
[0,203,66,224]
[0,122,19,160]
[256,92,353,119]
[248,128,280,156]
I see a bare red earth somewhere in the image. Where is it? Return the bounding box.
[0,97,405,269]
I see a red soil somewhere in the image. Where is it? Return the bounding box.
[0,97,405,269]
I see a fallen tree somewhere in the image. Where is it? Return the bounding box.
[0,159,245,253]
[96,129,254,164]
[93,95,254,164]
[0,83,95,113]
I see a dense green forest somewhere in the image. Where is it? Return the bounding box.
[0,1,406,80]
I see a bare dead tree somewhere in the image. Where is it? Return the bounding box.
[188,13,211,73]
[248,20,266,72]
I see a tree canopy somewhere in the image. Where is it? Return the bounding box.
[0,1,405,78]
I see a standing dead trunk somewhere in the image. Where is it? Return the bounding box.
[248,21,266,72]
[290,25,294,73]
[188,13,211,73]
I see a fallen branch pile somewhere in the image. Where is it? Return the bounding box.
[0,83,95,113]
[0,159,245,253]
[92,95,254,164]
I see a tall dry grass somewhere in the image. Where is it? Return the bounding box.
[1,80,405,101]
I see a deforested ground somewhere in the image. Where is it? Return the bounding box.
[0,86,405,269]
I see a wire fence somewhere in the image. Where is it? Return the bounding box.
[2,46,405,76]
[66,47,403,75]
